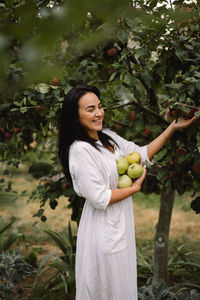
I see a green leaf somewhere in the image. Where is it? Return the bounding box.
[194,110,200,118]
[117,30,129,43]
[141,72,152,86]
[134,120,144,132]
[136,48,148,58]
[20,107,28,113]
[154,148,167,161]
[175,181,185,195]
[165,82,183,89]
[36,83,50,94]
[175,49,187,61]
[49,85,59,89]
[29,100,37,105]
[37,209,44,217]
[41,126,47,136]
[10,108,19,112]
[193,71,200,78]
[0,216,17,235]
[14,101,21,107]
[195,80,200,91]
[60,273,68,295]
[178,106,190,113]
[123,73,136,87]
[2,232,22,251]
[157,166,169,181]
[32,263,51,289]
[109,71,117,81]
[44,229,68,255]
[0,103,10,111]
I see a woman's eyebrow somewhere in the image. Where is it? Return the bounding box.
[86,105,95,108]
[85,102,101,109]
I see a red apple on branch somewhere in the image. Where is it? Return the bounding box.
[5,132,12,140]
[165,108,177,122]
[108,68,116,75]
[50,77,59,86]
[107,47,117,57]
[14,127,21,134]
[176,148,187,155]
[130,110,137,120]
[61,183,68,190]
[142,127,151,137]
[192,162,200,175]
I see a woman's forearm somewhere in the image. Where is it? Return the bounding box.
[108,185,140,206]
[147,123,175,161]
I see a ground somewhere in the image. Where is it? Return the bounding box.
[1,168,200,299]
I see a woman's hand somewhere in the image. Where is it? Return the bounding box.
[170,116,198,130]
[131,164,147,192]
[147,115,198,161]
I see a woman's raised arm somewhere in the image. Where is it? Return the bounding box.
[147,116,198,161]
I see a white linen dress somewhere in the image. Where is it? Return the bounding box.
[69,129,152,300]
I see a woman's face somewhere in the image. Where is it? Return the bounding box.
[78,92,104,139]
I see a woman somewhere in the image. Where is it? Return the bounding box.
[58,85,197,300]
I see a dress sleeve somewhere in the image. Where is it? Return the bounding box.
[69,143,111,210]
[104,128,153,165]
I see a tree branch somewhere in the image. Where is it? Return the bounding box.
[105,99,169,125]
[127,54,160,112]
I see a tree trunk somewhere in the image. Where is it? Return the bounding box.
[153,187,175,283]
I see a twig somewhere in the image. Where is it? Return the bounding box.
[111,118,128,126]
[175,102,200,110]
[105,99,169,125]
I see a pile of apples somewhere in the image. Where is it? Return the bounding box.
[116,152,143,188]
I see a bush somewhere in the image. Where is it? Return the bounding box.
[28,162,53,179]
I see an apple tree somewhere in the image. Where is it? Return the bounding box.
[53,0,200,284]
[1,0,200,286]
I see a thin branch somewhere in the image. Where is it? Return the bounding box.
[111,119,128,126]
[127,54,160,112]
[144,25,167,48]
[175,102,200,110]
[105,99,169,125]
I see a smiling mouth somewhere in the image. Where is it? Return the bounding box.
[92,119,103,124]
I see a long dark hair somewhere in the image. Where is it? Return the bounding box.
[58,85,117,182]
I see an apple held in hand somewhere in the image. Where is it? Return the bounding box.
[118,174,132,189]
[165,108,177,122]
[117,157,129,174]
[126,152,141,164]
[127,163,143,179]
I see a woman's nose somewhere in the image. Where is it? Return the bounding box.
[96,109,102,116]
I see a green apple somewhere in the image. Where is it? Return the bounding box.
[126,152,141,164]
[118,175,132,189]
[127,163,143,179]
[116,157,129,174]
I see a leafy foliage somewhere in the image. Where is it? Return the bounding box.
[28,162,53,179]
[0,216,22,253]
[0,249,34,299]
[138,279,199,300]
[30,222,76,300]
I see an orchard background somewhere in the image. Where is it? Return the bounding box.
[0,0,200,299]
